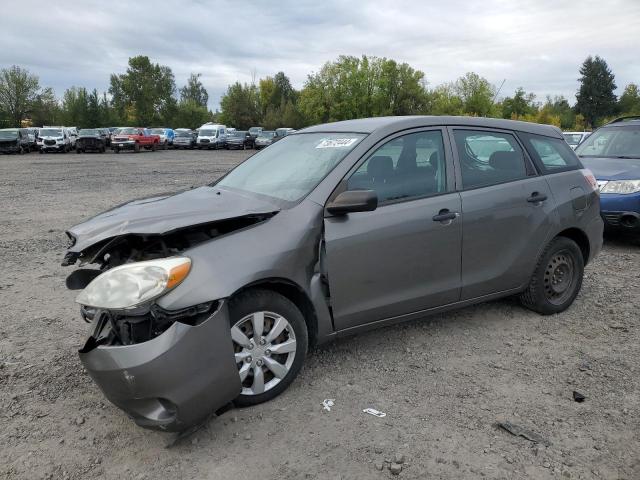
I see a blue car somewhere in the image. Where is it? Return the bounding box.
[576,116,640,232]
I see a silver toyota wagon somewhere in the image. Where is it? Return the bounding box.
[63,116,603,431]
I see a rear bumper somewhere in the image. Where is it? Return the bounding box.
[78,301,241,431]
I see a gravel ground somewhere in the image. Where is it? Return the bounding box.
[0,149,639,480]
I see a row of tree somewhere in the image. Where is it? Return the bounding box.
[1,54,639,131]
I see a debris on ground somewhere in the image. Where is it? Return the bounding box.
[389,463,403,475]
[573,391,586,402]
[496,421,551,446]
[322,399,335,411]
[363,408,386,418]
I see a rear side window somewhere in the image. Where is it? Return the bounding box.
[453,130,528,189]
[520,133,581,173]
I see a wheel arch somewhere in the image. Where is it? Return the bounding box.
[230,278,319,348]
[555,227,590,265]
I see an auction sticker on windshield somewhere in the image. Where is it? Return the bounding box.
[316,138,359,149]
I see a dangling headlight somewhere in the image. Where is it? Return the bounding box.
[76,257,191,310]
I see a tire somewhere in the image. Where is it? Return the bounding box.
[134,143,140,153]
[519,237,584,315]
[230,289,308,407]
[76,148,81,154]
[163,141,168,150]
[39,149,44,154]
[101,146,106,153]
[114,147,120,154]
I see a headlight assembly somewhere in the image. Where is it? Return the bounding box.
[76,257,191,310]
[600,180,640,194]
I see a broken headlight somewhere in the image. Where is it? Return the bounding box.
[75,257,191,310]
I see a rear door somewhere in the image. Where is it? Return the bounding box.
[449,127,556,299]
[324,128,463,330]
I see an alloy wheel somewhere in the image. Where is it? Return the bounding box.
[231,311,297,395]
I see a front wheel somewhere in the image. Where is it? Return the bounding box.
[151,142,157,152]
[519,237,584,315]
[230,290,308,407]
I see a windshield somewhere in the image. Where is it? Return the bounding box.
[249,127,262,134]
[118,128,140,135]
[216,133,365,203]
[0,130,18,139]
[231,131,246,137]
[563,133,585,146]
[176,131,192,137]
[200,129,215,136]
[79,129,99,136]
[39,129,62,137]
[258,131,276,139]
[576,127,640,158]
[150,128,165,134]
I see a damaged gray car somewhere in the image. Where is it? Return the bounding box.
[64,116,603,431]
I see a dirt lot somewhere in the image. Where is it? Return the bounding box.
[1,149,639,480]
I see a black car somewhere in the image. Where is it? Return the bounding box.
[0,128,31,154]
[225,130,253,150]
[97,128,111,146]
[76,129,106,153]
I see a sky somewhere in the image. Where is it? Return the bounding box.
[1,0,639,110]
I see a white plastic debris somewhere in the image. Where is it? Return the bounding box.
[363,408,386,418]
[322,399,335,411]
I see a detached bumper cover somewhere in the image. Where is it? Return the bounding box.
[79,301,241,431]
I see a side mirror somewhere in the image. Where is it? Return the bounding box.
[326,190,378,215]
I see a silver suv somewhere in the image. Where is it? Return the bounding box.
[64,116,603,431]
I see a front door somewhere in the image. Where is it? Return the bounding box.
[324,129,463,331]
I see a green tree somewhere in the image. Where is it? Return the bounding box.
[618,83,640,115]
[0,65,41,126]
[454,72,496,116]
[298,55,428,124]
[426,84,464,115]
[179,73,208,108]
[29,87,60,127]
[502,87,537,119]
[109,56,177,126]
[575,55,617,128]
[61,87,89,127]
[174,100,212,129]
[219,82,261,129]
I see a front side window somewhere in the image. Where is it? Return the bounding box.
[520,133,581,172]
[0,130,18,140]
[347,130,447,203]
[216,133,365,203]
[453,130,527,189]
[575,127,640,159]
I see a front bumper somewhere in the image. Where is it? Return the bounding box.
[113,140,136,150]
[600,193,640,231]
[79,301,241,431]
[40,143,65,151]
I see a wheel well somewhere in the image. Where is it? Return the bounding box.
[556,228,590,264]
[232,279,319,348]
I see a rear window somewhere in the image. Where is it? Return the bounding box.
[519,133,581,173]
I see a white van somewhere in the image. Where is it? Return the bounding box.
[197,123,226,150]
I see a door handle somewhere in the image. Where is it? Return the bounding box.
[432,209,459,222]
[527,192,547,203]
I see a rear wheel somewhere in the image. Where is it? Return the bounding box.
[134,143,140,153]
[520,237,584,315]
[151,142,157,152]
[230,290,308,407]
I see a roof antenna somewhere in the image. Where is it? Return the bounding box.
[492,79,506,104]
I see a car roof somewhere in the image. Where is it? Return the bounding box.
[601,116,640,128]
[299,115,564,138]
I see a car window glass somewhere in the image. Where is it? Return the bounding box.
[575,127,640,158]
[521,133,580,171]
[453,130,527,189]
[347,130,447,203]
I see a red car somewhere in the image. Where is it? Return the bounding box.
[112,128,160,153]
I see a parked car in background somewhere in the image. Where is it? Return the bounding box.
[254,130,276,149]
[173,129,197,149]
[67,127,78,148]
[225,130,253,150]
[112,127,160,153]
[38,127,72,153]
[197,123,227,149]
[248,126,263,140]
[76,129,107,153]
[149,128,175,149]
[563,131,591,150]
[273,128,296,143]
[63,116,602,431]
[97,128,111,146]
[0,128,31,154]
[26,128,38,149]
[576,116,640,232]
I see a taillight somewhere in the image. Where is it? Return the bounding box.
[581,169,598,192]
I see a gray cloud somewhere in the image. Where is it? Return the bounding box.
[1,0,639,109]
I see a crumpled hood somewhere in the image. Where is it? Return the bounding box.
[580,156,640,180]
[67,186,280,253]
